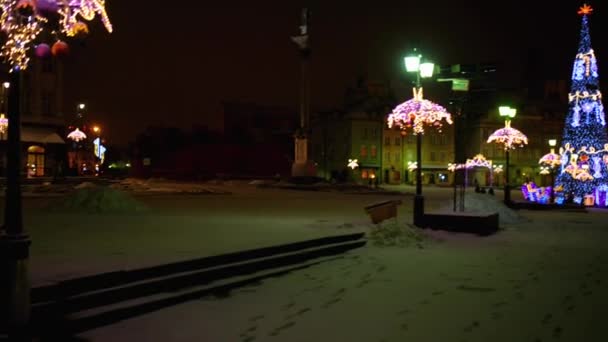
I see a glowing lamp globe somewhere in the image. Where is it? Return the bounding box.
[498,106,517,118]
[51,41,69,57]
[419,62,435,78]
[35,44,51,58]
[404,52,421,73]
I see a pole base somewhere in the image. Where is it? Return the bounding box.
[291,160,317,178]
[413,195,425,227]
[503,185,511,205]
[0,236,31,335]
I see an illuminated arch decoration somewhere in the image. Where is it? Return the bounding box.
[466,154,492,170]
[67,127,86,142]
[387,88,453,135]
[0,0,113,71]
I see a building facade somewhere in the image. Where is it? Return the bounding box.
[0,58,66,178]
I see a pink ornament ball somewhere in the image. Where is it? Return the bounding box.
[51,41,69,57]
[35,44,51,58]
[36,0,59,15]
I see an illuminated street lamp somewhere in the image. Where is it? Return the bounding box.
[488,106,528,204]
[539,139,561,204]
[389,51,451,226]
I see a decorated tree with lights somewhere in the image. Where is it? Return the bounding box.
[555,4,608,206]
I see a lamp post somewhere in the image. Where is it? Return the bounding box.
[539,139,561,204]
[499,106,516,204]
[487,106,528,205]
[404,50,435,226]
[0,2,113,335]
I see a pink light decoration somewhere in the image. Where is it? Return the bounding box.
[387,88,453,135]
[466,154,492,169]
[67,127,87,142]
[0,114,7,133]
[538,149,562,168]
[487,121,528,150]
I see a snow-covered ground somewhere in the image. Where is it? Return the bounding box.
[15,183,400,286]
[79,207,608,342]
[4,181,607,341]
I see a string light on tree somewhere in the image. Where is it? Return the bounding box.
[0,0,113,71]
[555,3,608,206]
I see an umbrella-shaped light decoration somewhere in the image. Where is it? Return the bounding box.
[0,113,7,133]
[387,88,453,135]
[67,127,86,142]
[538,149,562,168]
[487,120,529,150]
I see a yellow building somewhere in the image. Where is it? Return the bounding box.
[382,123,455,185]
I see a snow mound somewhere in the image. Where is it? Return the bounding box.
[441,192,527,225]
[51,187,148,213]
[368,219,427,248]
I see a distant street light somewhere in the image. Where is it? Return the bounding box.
[488,106,528,204]
[539,138,561,204]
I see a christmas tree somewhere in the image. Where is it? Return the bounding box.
[555,4,608,206]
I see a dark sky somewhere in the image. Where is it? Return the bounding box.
[61,1,608,146]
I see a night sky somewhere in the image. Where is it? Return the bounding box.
[61,1,608,146]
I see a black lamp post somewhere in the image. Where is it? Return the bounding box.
[498,106,517,204]
[404,49,435,226]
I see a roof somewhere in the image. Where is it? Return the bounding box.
[1,126,65,144]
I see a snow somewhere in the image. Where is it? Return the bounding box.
[439,192,528,225]
[6,183,607,340]
[80,208,608,342]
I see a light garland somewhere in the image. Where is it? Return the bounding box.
[0,0,113,71]
[59,0,113,37]
[387,88,453,135]
[487,120,529,150]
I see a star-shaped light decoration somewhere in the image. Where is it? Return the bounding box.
[387,88,453,135]
[0,113,8,133]
[578,3,593,16]
[347,159,359,170]
[493,164,504,174]
[447,163,465,172]
[407,161,418,171]
[487,120,529,150]
[67,127,87,142]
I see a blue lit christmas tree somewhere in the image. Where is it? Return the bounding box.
[555,4,608,206]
